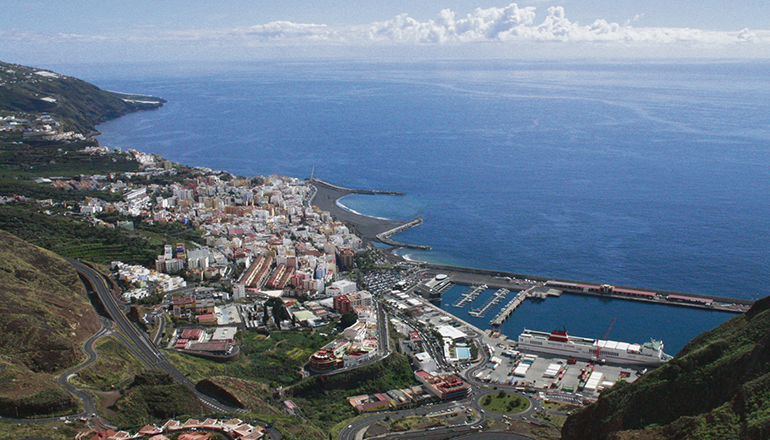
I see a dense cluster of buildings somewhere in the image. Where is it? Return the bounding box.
[0,110,86,141]
[347,369,471,414]
[88,417,265,440]
[72,162,370,300]
[307,298,381,372]
[113,261,187,300]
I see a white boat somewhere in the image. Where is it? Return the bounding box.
[517,328,672,366]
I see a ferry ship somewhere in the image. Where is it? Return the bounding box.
[517,329,672,366]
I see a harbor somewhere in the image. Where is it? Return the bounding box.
[468,288,510,318]
[451,284,487,308]
[488,287,559,326]
[418,263,753,314]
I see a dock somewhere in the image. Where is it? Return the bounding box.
[452,284,487,308]
[490,289,530,326]
[487,287,562,326]
[468,288,510,318]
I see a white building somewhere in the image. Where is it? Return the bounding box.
[233,283,246,300]
[330,280,357,296]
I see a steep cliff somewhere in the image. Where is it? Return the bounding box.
[562,296,770,440]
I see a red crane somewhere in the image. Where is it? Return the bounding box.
[594,318,616,363]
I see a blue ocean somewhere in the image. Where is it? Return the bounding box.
[56,60,770,354]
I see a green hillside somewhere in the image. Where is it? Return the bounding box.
[0,229,101,416]
[0,61,163,134]
[562,296,770,440]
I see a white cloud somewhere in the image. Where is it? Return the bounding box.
[2,3,768,61]
[365,4,765,46]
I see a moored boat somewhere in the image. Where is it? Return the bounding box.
[517,328,672,366]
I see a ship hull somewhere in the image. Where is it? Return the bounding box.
[517,330,670,367]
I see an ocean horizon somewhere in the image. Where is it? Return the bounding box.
[54,59,770,354]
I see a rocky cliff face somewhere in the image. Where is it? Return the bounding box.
[562,296,770,440]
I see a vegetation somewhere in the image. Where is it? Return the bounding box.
[0,61,163,134]
[388,415,448,432]
[289,352,418,431]
[0,420,81,440]
[339,312,358,329]
[480,391,530,415]
[72,336,147,391]
[0,230,100,375]
[541,400,580,413]
[0,361,79,418]
[0,138,139,179]
[533,409,569,428]
[234,328,337,385]
[0,203,185,266]
[163,327,337,386]
[562,296,770,440]
[107,371,206,428]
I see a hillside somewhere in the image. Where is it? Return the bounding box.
[0,61,164,134]
[562,296,770,440]
[0,229,100,417]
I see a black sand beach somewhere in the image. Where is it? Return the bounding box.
[308,178,427,249]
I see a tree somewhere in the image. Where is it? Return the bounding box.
[339,312,357,329]
[272,306,282,329]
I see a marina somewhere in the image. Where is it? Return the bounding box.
[451,284,487,308]
[490,288,531,326]
[468,288,510,318]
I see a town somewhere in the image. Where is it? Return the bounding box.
[0,135,752,440]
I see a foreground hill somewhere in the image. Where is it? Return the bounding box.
[562,296,770,440]
[0,229,100,416]
[0,60,163,134]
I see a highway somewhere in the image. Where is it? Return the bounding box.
[68,260,249,415]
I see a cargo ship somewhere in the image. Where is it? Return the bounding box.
[517,329,672,366]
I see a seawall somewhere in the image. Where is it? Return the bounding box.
[418,263,754,313]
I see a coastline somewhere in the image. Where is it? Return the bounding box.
[308,178,429,249]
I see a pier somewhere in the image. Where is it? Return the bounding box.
[452,284,487,308]
[490,289,530,326]
[307,177,406,196]
[468,288,510,318]
[488,287,562,326]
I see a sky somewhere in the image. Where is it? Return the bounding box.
[1,0,769,64]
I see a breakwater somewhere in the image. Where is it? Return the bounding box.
[375,218,431,250]
[307,177,406,196]
[419,263,753,314]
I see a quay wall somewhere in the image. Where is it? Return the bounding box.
[420,263,755,309]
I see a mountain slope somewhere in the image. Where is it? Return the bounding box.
[0,229,102,417]
[1,61,164,134]
[0,229,100,372]
[562,297,770,440]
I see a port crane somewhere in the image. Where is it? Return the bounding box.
[594,317,616,363]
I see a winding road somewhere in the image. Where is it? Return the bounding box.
[70,260,286,439]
